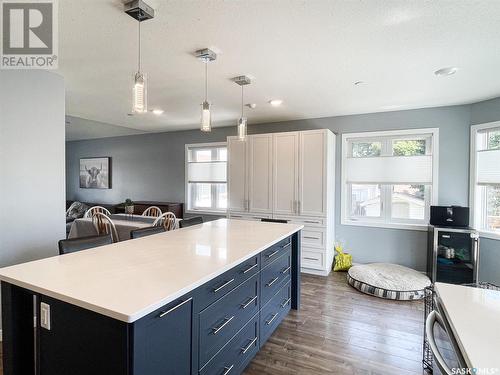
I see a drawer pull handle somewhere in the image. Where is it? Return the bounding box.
[265,313,279,326]
[213,278,235,293]
[240,295,258,309]
[281,266,291,274]
[212,316,235,335]
[240,336,258,354]
[242,263,258,274]
[280,298,291,308]
[304,257,318,261]
[281,242,291,249]
[441,235,451,239]
[266,277,279,287]
[304,220,320,224]
[222,364,234,375]
[159,297,193,318]
[266,249,280,259]
[304,236,320,240]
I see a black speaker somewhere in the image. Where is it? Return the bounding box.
[430,206,469,227]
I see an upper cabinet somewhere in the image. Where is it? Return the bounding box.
[273,132,299,216]
[227,136,247,212]
[247,134,273,214]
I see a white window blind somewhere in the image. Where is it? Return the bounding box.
[477,149,500,185]
[188,162,226,183]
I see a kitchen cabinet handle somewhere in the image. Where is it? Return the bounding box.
[159,297,193,318]
[280,298,291,308]
[281,242,291,250]
[441,235,451,239]
[304,257,318,261]
[240,336,258,354]
[265,313,279,326]
[222,364,234,375]
[212,316,235,335]
[304,220,320,224]
[266,277,279,287]
[213,278,235,293]
[425,311,453,375]
[240,295,258,309]
[242,263,258,274]
[266,249,280,258]
[304,236,319,240]
[298,201,301,213]
[281,266,291,274]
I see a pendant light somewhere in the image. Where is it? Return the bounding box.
[195,48,217,132]
[233,76,251,141]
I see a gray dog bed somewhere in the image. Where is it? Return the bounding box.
[347,263,431,300]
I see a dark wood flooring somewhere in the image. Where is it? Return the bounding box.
[0,272,425,375]
[244,271,425,375]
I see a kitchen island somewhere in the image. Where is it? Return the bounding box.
[0,219,302,375]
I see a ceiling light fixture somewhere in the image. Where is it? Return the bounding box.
[195,48,217,132]
[269,99,283,106]
[434,67,458,76]
[125,0,155,114]
[152,109,164,115]
[233,76,252,141]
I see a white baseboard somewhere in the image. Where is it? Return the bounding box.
[301,267,330,277]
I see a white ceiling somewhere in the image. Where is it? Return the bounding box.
[60,0,500,138]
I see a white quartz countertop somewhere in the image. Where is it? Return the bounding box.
[435,282,500,370]
[0,219,302,323]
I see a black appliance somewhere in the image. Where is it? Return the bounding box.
[430,206,469,227]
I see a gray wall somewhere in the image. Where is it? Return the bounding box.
[67,104,473,274]
[1,71,66,267]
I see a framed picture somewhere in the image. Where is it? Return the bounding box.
[79,157,111,189]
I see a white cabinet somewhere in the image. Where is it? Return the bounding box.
[273,132,299,216]
[247,134,273,214]
[227,136,247,212]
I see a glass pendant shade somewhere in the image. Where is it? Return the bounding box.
[201,100,211,132]
[238,117,247,140]
[133,72,147,113]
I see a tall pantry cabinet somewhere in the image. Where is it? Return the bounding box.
[227,129,335,276]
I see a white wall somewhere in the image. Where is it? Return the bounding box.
[0,71,66,267]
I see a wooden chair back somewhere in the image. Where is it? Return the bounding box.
[92,213,119,242]
[84,206,111,218]
[142,206,162,217]
[153,212,177,231]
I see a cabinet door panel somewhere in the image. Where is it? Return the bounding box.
[299,130,327,216]
[248,135,273,213]
[273,132,299,215]
[228,136,247,212]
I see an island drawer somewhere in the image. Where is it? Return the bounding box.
[195,255,260,313]
[261,236,292,269]
[260,248,291,306]
[198,274,259,367]
[199,314,259,375]
[260,280,291,345]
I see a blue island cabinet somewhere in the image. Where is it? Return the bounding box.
[1,231,301,375]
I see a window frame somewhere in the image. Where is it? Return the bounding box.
[185,142,228,215]
[341,128,439,231]
[470,121,500,240]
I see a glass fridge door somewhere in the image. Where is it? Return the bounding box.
[436,231,474,284]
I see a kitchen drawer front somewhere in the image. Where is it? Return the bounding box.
[261,236,292,269]
[199,274,259,367]
[260,281,291,345]
[273,215,326,227]
[260,249,291,306]
[195,255,260,312]
[199,314,259,375]
[228,212,272,221]
[301,248,325,270]
[301,227,325,248]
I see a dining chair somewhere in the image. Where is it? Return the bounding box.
[153,212,177,231]
[84,206,112,218]
[130,226,166,239]
[92,212,119,242]
[58,234,112,255]
[261,218,289,223]
[142,206,162,217]
[179,216,203,228]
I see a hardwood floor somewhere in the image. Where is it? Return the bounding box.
[0,272,425,375]
[244,272,425,375]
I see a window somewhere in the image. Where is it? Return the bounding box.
[185,143,227,214]
[342,128,439,230]
[471,122,500,239]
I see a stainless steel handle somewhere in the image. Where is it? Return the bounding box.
[304,220,320,224]
[304,257,318,261]
[425,311,453,375]
[298,201,301,213]
[212,316,235,335]
[280,298,291,308]
[266,249,280,258]
[266,277,279,287]
[281,266,291,274]
[222,364,234,375]
[265,313,279,326]
[240,337,258,354]
[159,298,193,318]
[213,278,235,293]
[441,234,451,239]
[240,295,258,309]
[304,236,319,240]
[242,263,258,274]
[281,242,291,250]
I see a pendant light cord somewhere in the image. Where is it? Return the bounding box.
[205,60,208,101]
[138,16,141,72]
[241,85,244,117]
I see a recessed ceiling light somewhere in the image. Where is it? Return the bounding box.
[434,67,458,76]
[152,109,164,115]
[269,99,283,106]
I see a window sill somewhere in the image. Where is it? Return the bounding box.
[478,231,500,241]
[185,209,228,217]
[341,219,428,231]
